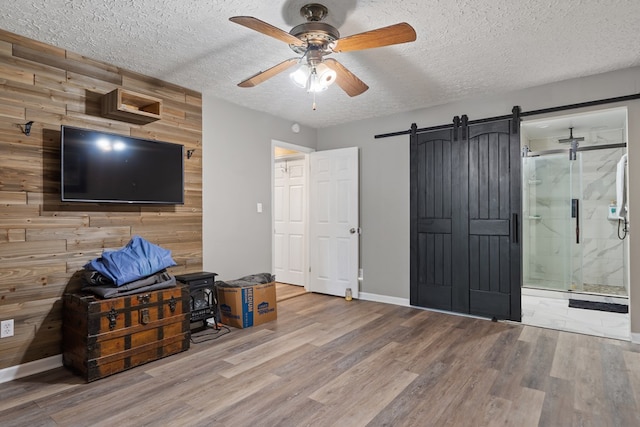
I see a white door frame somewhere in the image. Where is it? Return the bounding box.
[271,140,314,290]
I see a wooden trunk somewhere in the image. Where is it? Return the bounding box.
[62,286,190,382]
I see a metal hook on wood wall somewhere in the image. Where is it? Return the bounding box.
[21,121,34,136]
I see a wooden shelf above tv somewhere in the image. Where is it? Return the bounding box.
[101,88,162,124]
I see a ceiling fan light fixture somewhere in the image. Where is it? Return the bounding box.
[290,62,336,93]
[312,62,337,91]
[290,64,311,88]
[231,4,416,98]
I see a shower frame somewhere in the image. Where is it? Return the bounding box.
[522,142,627,295]
[525,142,627,157]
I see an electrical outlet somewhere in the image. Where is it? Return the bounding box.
[1,319,14,338]
[358,268,364,280]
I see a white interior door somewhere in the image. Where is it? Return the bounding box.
[309,147,359,298]
[273,158,306,286]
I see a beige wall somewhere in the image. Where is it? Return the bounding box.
[201,97,316,281]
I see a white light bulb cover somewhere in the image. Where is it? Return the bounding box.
[290,61,337,93]
[307,63,336,93]
[290,64,310,88]
[316,63,337,87]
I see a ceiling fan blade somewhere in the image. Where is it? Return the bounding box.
[238,58,299,88]
[333,22,417,53]
[324,58,369,97]
[230,16,304,47]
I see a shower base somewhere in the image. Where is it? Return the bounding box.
[580,283,628,297]
[523,279,628,298]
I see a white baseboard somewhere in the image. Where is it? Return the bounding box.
[0,354,62,384]
[358,292,495,321]
[632,333,640,344]
[358,292,410,307]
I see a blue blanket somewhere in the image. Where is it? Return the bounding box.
[85,235,176,286]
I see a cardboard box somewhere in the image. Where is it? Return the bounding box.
[217,282,277,328]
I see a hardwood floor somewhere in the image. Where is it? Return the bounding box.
[276,282,307,302]
[2,292,640,426]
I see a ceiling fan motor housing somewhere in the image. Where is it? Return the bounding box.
[289,22,340,55]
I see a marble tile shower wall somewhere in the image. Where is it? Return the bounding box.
[580,147,627,288]
[523,129,628,292]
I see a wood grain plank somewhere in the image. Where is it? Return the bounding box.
[0,377,79,413]
[520,328,558,391]
[0,264,67,286]
[0,205,41,217]
[25,226,130,241]
[0,28,202,372]
[0,29,64,57]
[0,63,34,85]
[185,93,202,107]
[326,368,418,426]
[0,81,67,115]
[438,368,504,426]
[121,73,196,102]
[1,294,640,425]
[623,350,640,408]
[220,322,325,378]
[6,228,26,242]
[213,345,335,426]
[0,102,24,119]
[1,50,69,82]
[0,216,89,229]
[13,45,121,84]
[600,342,640,426]
[0,281,69,306]
[309,341,417,408]
[0,191,27,204]
[0,40,11,56]
[0,239,66,258]
[538,377,576,427]
[573,343,609,418]
[549,331,578,380]
[502,386,545,427]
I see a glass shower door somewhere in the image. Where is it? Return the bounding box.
[522,153,583,291]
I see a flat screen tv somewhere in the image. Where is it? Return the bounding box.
[61,125,184,204]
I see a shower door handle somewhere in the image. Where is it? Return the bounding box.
[572,199,580,244]
[512,213,519,244]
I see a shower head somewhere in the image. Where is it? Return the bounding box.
[558,127,585,144]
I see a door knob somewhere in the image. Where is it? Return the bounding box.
[349,228,360,234]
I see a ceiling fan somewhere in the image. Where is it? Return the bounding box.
[229,3,417,97]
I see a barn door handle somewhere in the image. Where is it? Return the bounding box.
[512,213,519,244]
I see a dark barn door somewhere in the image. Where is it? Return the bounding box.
[410,116,521,321]
[465,119,521,319]
[410,127,456,310]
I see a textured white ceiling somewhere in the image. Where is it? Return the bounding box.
[2,0,640,128]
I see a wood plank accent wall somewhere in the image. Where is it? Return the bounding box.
[0,29,203,370]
